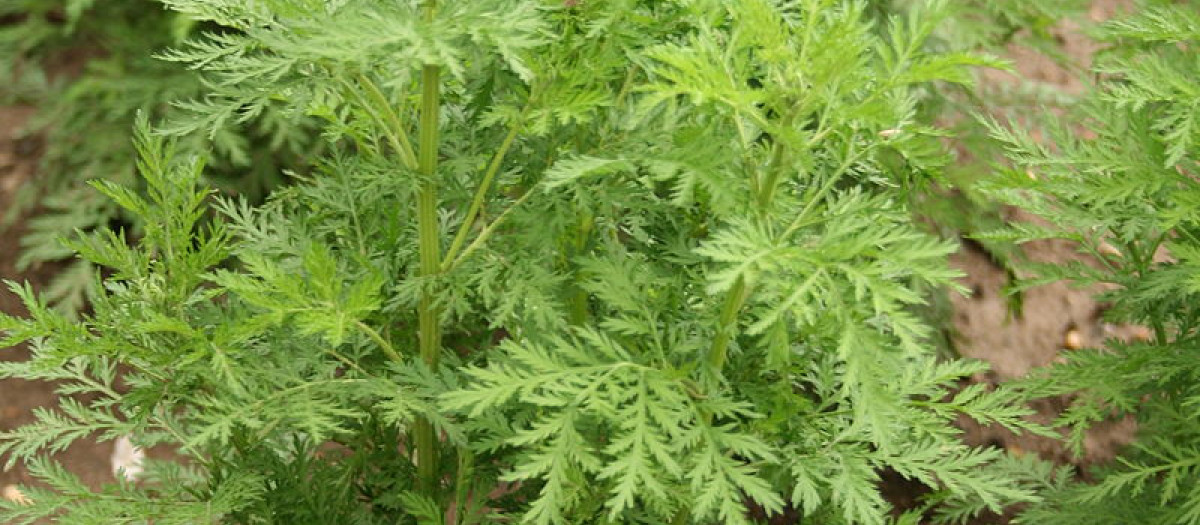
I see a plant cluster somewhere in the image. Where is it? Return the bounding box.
[980,3,1200,523]
[3,0,1189,524]
[0,0,315,311]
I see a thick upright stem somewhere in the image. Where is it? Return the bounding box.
[415,54,443,500]
[417,65,442,364]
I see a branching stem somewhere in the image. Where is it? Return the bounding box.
[358,73,419,169]
[441,186,538,274]
[443,104,531,265]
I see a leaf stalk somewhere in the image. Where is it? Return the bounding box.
[707,276,750,378]
[443,104,530,265]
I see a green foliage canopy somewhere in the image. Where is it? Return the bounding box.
[0,1,1062,523]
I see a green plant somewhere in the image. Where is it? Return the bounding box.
[0,1,1055,523]
[869,0,1088,329]
[0,0,315,312]
[980,3,1200,523]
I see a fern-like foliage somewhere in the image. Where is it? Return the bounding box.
[0,0,315,312]
[0,1,1060,523]
[979,3,1200,524]
[435,1,1050,523]
[0,121,437,524]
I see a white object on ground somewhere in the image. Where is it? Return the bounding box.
[2,484,29,504]
[110,435,145,481]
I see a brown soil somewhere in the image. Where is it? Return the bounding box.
[952,0,1136,462]
[0,106,115,494]
[950,213,1139,467]
[937,1,1139,522]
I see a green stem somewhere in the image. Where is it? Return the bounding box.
[568,290,589,326]
[414,0,443,496]
[708,276,750,377]
[757,139,788,209]
[454,445,472,525]
[567,211,594,326]
[155,409,211,469]
[757,110,797,209]
[443,109,528,265]
[335,75,416,170]
[355,320,402,364]
[1152,319,1168,346]
[441,185,537,273]
[781,143,863,241]
[670,506,691,524]
[358,73,419,169]
[733,116,761,198]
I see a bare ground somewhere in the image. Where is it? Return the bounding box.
[952,0,1137,468]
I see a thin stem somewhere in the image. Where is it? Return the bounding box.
[756,135,789,209]
[441,186,537,273]
[355,320,402,364]
[155,409,211,469]
[443,107,529,265]
[358,73,420,169]
[454,445,472,525]
[337,75,418,170]
[757,109,799,209]
[326,347,371,376]
[707,276,750,377]
[733,115,761,198]
[1152,318,1169,346]
[781,143,864,241]
[335,162,369,257]
[567,211,594,326]
[613,65,639,107]
[670,505,691,524]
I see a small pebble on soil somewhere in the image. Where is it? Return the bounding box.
[1064,328,1084,350]
[2,484,29,504]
